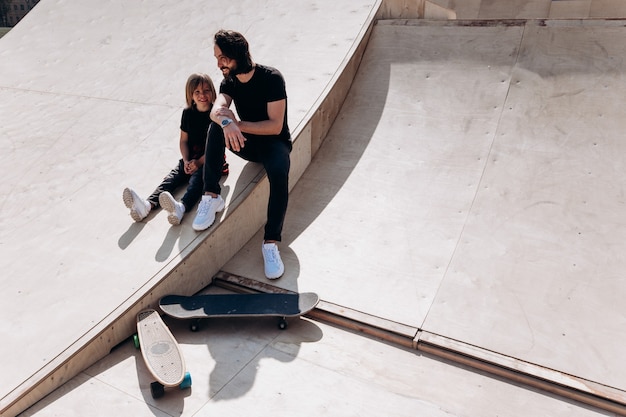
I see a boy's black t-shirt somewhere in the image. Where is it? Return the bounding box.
[180,106,211,160]
[220,64,291,142]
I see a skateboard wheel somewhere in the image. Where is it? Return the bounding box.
[133,334,140,349]
[278,318,288,330]
[180,371,192,389]
[150,381,165,399]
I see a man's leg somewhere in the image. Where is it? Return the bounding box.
[262,139,292,242]
[232,138,291,241]
[193,123,227,231]
[259,139,291,279]
[202,123,226,195]
[181,169,204,212]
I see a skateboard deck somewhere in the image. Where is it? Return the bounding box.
[159,292,319,331]
[135,309,191,398]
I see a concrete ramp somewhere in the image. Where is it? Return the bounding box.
[4,0,626,415]
[0,0,381,414]
[223,18,626,410]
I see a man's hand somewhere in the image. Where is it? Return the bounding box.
[215,107,236,121]
[223,123,246,152]
[215,108,246,151]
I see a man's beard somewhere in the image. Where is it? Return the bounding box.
[221,65,242,79]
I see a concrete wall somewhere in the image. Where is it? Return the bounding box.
[381,0,626,20]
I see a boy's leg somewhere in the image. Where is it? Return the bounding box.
[159,191,185,225]
[181,169,204,212]
[122,187,151,222]
[147,159,187,208]
[123,160,188,223]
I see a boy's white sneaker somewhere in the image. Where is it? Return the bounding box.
[262,242,284,280]
[159,191,185,225]
[192,195,225,231]
[123,187,150,222]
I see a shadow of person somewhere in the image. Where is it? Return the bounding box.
[156,183,231,261]
[118,220,147,250]
[205,316,323,401]
[155,225,183,262]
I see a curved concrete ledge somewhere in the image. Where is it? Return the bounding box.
[0,4,382,417]
[8,2,626,416]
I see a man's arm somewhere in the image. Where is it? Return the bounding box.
[238,99,285,136]
[212,93,247,151]
[210,93,233,124]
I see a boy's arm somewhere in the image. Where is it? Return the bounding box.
[179,130,190,162]
[180,130,202,173]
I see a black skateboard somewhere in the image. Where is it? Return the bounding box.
[159,292,319,331]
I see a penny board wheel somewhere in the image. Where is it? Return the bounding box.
[150,381,165,399]
[180,371,192,389]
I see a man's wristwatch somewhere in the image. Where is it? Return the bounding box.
[221,118,233,128]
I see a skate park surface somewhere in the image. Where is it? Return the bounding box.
[3,0,626,416]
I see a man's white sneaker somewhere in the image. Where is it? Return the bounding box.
[159,191,185,225]
[192,195,225,231]
[123,187,151,222]
[262,242,284,279]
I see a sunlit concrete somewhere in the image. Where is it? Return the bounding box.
[0,0,381,414]
[3,0,626,416]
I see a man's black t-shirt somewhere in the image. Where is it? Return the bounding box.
[220,64,291,142]
[180,106,211,160]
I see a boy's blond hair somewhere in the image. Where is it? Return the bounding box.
[185,73,216,108]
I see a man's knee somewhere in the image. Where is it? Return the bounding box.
[207,123,225,146]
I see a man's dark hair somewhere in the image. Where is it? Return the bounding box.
[214,29,254,75]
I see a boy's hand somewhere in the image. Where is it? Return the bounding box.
[185,159,199,174]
